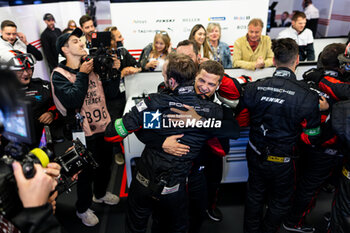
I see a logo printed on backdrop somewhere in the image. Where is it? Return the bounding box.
[237,25,247,30]
[182,18,200,22]
[208,17,226,21]
[155,19,175,23]
[234,16,251,20]
[132,19,147,24]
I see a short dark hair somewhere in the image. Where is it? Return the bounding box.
[272,38,299,66]
[176,40,199,55]
[1,20,17,30]
[198,60,225,82]
[320,43,346,69]
[292,11,306,21]
[79,15,92,27]
[166,53,198,86]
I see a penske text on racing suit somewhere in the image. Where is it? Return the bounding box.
[241,67,321,233]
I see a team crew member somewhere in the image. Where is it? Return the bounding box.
[317,43,350,101]
[241,38,321,233]
[7,51,59,146]
[327,43,350,233]
[278,11,315,61]
[0,20,42,63]
[283,43,346,233]
[329,101,350,233]
[138,40,241,231]
[105,55,236,233]
[51,28,121,227]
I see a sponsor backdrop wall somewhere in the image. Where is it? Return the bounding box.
[110,0,269,60]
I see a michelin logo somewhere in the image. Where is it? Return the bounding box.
[143,110,161,129]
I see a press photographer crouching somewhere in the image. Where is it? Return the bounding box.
[0,68,61,233]
[52,28,121,227]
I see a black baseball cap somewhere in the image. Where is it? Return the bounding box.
[43,13,55,21]
[56,28,83,57]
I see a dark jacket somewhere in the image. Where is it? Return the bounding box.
[241,67,321,156]
[40,27,62,71]
[51,61,120,138]
[11,204,61,233]
[105,86,230,186]
[20,78,58,145]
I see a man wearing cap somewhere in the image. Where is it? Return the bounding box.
[0,20,42,63]
[51,28,121,227]
[40,13,62,72]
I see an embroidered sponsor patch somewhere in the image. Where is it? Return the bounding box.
[136,100,148,112]
[161,183,180,195]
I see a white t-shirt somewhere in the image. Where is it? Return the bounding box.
[304,4,319,20]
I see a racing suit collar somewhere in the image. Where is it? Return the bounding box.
[273,67,297,80]
[324,69,340,78]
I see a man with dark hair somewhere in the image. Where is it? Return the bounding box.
[278,11,315,61]
[51,28,121,227]
[40,13,62,72]
[0,20,42,63]
[280,11,292,27]
[242,38,321,233]
[79,15,95,49]
[176,39,200,64]
[105,54,236,233]
[140,40,241,231]
[283,43,346,233]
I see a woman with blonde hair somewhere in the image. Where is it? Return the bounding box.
[67,20,77,30]
[189,24,212,62]
[207,22,232,68]
[139,30,172,71]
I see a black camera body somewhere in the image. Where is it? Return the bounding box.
[0,138,98,219]
[0,99,99,219]
[83,31,118,81]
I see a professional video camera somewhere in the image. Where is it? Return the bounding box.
[0,99,98,219]
[83,31,118,81]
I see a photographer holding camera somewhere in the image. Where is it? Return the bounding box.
[0,68,61,233]
[51,28,121,227]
